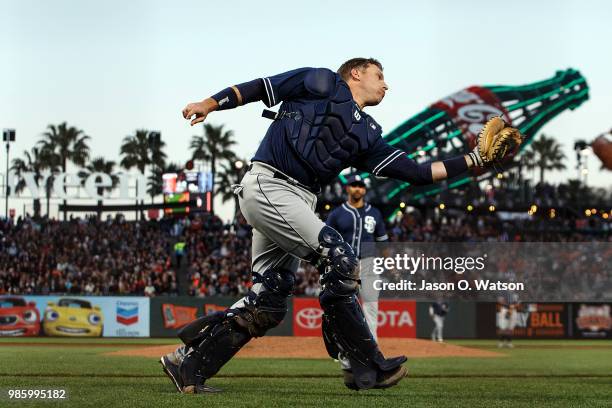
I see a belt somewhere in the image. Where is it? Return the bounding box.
[248,162,320,194]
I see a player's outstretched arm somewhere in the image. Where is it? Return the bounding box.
[360,141,476,186]
[182,67,330,126]
[182,78,267,126]
[362,116,522,184]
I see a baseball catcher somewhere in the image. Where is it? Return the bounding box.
[161,58,523,393]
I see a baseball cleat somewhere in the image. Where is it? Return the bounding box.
[343,365,408,391]
[181,384,222,394]
[164,350,180,366]
[160,355,183,392]
[375,365,408,388]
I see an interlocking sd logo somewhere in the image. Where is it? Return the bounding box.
[293,298,323,336]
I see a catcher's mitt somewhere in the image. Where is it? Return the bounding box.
[469,117,523,167]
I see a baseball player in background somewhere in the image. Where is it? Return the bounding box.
[326,174,387,341]
[161,57,518,393]
[429,300,449,342]
[497,297,518,348]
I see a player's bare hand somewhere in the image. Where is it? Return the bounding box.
[182,98,218,126]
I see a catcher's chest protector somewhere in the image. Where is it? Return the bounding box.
[281,81,382,184]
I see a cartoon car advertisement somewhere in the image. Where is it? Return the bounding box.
[42,298,104,337]
[25,296,150,337]
[0,296,40,336]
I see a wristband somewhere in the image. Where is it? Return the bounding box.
[210,88,239,111]
[442,156,469,178]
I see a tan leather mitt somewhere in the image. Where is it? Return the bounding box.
[469,117,524,167]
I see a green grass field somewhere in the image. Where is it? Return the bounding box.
[0,338,611,407]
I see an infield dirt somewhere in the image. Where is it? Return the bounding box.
[107,336,503,359]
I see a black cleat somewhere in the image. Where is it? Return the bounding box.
[343,365,408,391]
[160,355,183,392]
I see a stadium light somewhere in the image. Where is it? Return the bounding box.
[488,205,496,212]
[439,203,445,210]
[591,208,597,214]
[399,202,406,208]
[324,204,331,211]
[3,129,16,218]
[235,160,244,170]
[496,173,504,179]
[603,213,609,220]
[585,209,592,216]
[467,205,474,212]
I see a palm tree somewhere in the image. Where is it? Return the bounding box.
[120,130,167,217]
[37,146,61,218]
[190,124,237,213]
[120,130,150,174]
[11,148,45,217]
[78,157,119,219]
[38,122,91,219]
[216,158,249,218]
[148,135,167,203]
[522,134,566,184]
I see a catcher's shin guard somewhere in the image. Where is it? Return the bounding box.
[179,268,294,388]
[315,226,406,390]
[179,312,252,387]
[320,293,406,389]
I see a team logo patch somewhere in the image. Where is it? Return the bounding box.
[116,302,139,326]
[364,215,376,234]
[353,110,361,121]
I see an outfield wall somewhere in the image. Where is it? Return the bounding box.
[1,295,610,339]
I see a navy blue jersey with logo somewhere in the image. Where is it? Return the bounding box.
[325,203,388,258]
[252,67,406,190]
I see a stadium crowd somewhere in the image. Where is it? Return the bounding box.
[0,208,609,297]
[0,215,179,297]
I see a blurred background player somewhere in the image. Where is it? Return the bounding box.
[429,299,449,342]
[496,296,518,348]
[325,174,388,340]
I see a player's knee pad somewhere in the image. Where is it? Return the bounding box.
[233,268,295,337]
[316,226,359,298]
